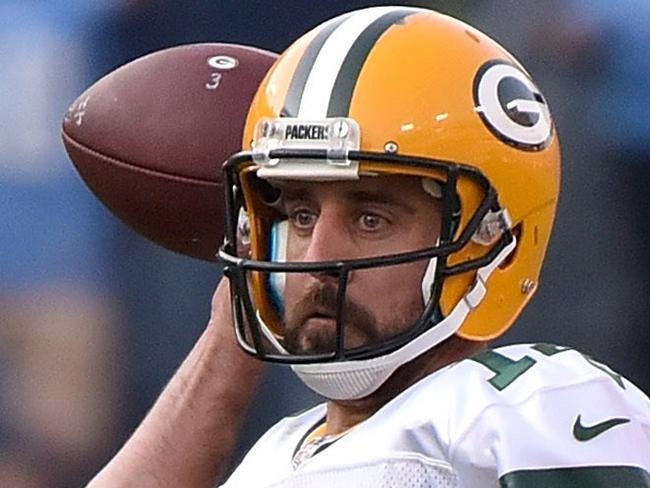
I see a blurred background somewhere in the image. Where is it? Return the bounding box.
[1,1,648,486]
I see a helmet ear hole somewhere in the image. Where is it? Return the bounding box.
[252,177,282,206]
[498,224,521,270]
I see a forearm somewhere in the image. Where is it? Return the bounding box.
[88,318,265,488]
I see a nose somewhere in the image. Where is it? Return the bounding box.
[302,206,350,263]
[305,211,352,285]
[301,206,356,283]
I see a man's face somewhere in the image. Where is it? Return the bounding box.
[277,175,442,356]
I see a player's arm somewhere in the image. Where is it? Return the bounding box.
[87,279,266,488]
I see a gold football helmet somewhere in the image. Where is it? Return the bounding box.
[219,6,560,399]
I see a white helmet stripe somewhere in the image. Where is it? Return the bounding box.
[284,7,421,119]
[281,13,350,118]
[299,7,401,118]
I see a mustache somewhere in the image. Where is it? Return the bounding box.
[283,283,377,353]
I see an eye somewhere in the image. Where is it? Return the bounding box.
[359,212,386,232]
[290,208,317,230]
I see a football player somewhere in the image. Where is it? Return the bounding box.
[88,7,650,487]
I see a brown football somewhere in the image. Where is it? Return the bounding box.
[62,43,277,261]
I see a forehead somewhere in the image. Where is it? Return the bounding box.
[274,174,432,205]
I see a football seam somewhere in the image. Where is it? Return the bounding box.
[62,129,224,187]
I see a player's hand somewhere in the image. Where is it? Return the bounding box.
[210,276,232,322]
[207,277,236,341]
[207,276,264,373]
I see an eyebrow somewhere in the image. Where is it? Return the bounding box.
[345,190,416,214]
[280,187,417,214]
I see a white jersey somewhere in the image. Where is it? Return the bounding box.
[222,344,650,487]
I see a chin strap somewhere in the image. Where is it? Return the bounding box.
[291,236,517,400]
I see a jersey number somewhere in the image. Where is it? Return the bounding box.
[470,344,624,391]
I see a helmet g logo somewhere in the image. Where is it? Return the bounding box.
[474,61,552,151]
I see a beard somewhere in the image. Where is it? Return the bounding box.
[282,283,379,355]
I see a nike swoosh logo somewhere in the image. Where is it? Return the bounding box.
[573,414,630,442]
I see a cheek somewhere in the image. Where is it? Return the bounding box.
[282,273,304,317]
[285,233,303,262]
[280,258,430,334]
[350,260,427,329]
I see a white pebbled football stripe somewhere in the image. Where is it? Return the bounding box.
[298,7,406,119]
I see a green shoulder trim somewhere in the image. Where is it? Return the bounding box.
[500,466,650,488]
